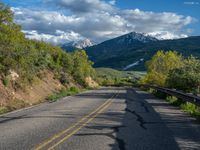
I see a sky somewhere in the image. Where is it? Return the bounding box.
[2,0,200,44]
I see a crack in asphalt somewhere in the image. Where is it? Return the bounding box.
[126,98,150,113]
[125,108,147,130]
[141,102,150,113]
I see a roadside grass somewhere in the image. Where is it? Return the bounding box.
[0,107,8,115]
[47,87,80,102]
[150,89,200,121]
[166,96,200,120]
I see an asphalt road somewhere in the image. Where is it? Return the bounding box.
[0,87,200,150]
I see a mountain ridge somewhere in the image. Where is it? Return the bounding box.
[85,33,200,70]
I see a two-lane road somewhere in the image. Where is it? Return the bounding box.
[0,88,200,150]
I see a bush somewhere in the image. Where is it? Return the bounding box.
[69,86,79,93]
[167,56,200,93]
[2,76,10,87]
[0,106,8,114]
[142,51,183,86]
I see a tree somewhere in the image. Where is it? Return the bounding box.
[0,2,13,25]
[142,51,183,86]
[72,50,95,86]
[167,56,200,93]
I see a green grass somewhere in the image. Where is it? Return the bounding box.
[181,103,200,120]
[95,67,146,86]
[0,107,8,115]
[147,89,200,120]
[163,95,200,120]
[47,87,80,102]
[166,96,183,106]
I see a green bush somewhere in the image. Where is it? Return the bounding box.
[166,96,183,106]
[141,51,183,86]
[2,76,10,87]
[0,106,8,114]
[167,56,200,93]
[69,86,79,93]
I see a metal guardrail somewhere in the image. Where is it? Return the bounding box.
[141,85,200,107]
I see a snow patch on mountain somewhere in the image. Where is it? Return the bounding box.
[62,39,95,51]
[72,39,95,49]
[123,58,144,70]
[117,32,158,44]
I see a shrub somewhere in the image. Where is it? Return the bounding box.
[142,51,183,86]
[2,76,10,87]
[0,106,8,114]
[167,56,200,93]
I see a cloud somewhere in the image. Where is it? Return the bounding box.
[11,0,197,44]
[55,0,115,13]
[184,1,199,5]
[23,30,84,44]
[12,7,127,42]
[109,0,116,5]
[147,31,188,40]
[120,9,195,34]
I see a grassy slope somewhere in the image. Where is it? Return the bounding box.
[96,67,146,85]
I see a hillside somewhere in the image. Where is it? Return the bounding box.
[96,67,145,85]
[0,3,96,113]
[86,33,200,70]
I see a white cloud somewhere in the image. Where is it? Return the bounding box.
[184,1,199,5]
[121,9,194,30]
[109,0,116,5]
[147,31,188,40]
[55,0,115,13]
[11,0,197,44]
[23,30,85,45]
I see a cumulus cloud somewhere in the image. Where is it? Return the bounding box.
[120,9,195,35]
[23,30,85,45]
[11,0,197,44]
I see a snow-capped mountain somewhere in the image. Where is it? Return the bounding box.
[116,32,158,44]
[86,31,159,64]
[62,39,95,51]
[85,32,200,70]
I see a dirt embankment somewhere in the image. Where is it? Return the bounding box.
[85,76,98,88]
[0,71,98,112]
[0,71,64,110]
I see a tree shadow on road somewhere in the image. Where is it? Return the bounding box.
[76,88,200,150]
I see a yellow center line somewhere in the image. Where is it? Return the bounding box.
[48,93,118,150]
[34,92,117,150]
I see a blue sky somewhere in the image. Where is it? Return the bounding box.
[2,0,200,44]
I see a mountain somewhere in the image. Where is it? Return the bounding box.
[85,32,200,71]
[86,32,158,61]
[61,39,95,51]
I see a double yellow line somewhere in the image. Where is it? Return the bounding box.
[34,92,118,150]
